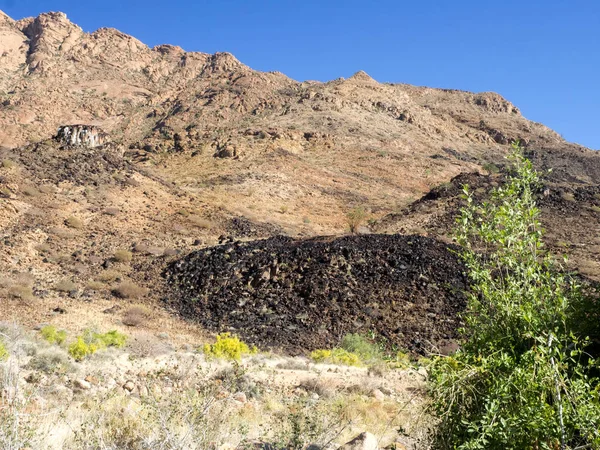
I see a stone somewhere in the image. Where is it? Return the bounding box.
[123,380,135,392]
[74,379,91,390]
[137,385,149,397]
[371,389,385,402]
[340,432,379,450]
[84,375,98,385]
[232,391,247,403]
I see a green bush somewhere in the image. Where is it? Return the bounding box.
[40,325,67,345]
[95,330,127,348]
[68,329,127,361]
[202,333,257,361]
[310,348,361,366]
[340,333,381,362]
[0,341,7,361]
[428,143,600,449]
[69,337,98,361]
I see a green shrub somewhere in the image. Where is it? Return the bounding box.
[310,348,361,366]
[340,333,381,362]
[428,143,600,449]
[95,330,127,348]
[40,325,67,345]
[203,333,257,361]
[68,337,98,361]
[68,330,127,361]
[0,341,7,361]
[482,162,499,174]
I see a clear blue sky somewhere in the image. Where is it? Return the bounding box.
[2,0,599,149]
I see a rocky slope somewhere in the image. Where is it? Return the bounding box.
[165,234,467,355]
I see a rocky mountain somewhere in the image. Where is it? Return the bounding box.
[1,9,599,353]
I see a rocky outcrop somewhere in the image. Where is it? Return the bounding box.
[55,125,108,148]
[165,234,467,355]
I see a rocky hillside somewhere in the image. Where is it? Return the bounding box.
[1,9,600,353]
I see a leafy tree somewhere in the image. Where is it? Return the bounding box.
[429,143,600,449]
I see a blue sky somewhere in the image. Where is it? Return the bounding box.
[2,0,598,149]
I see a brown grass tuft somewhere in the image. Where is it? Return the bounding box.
[65,216,84,229]
[122,305,152,327]
[55,279,77,292]
[112,281,147,299]
[113,249,133,263]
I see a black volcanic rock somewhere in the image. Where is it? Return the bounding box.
[165,234,468,355]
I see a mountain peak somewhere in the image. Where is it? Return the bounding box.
[349,70,376,82]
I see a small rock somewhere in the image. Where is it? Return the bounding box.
[123,380,135,392]
[379,387,392,396]
[74,379,91,390]
[137,385,149,397]
[340,432,379,450]
[103,304,122,314]
[85,375,99,385]
[371,389,385,402]
[232,391,247,403]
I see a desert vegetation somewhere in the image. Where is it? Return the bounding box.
[0,325,427,449]
[429,144,600,449]
[1,8,600,449]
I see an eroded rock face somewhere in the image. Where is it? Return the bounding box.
[55,125,108,148]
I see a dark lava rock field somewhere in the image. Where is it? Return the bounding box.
[165,234,468,355]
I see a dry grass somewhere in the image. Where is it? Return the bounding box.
[188,215,213,229]
[112,281,147,299]
[126,333,173,358]
[86,281,105,291]
[55,279,78,293]
[8,285,35,302]
[34,243,52,254]
[122,305,152,327]
[38,184,56,194]
[97,270,122,283]
[65,216,84,229]
[113,249,132,263]
[21,185,40,197]
[561,192,576,202]
[103,207,120,216]
[346,206,368,234]
[1,159,17,169]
